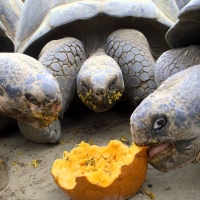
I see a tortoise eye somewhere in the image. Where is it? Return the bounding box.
[109,78,116,90]
[154,117,167,129]
[25,94,38,105]
[82,81,88,91]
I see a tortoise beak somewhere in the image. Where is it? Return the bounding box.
[148,143,177,172]
[27,99,62,129]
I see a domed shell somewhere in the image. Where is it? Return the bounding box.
[166,0,200,48]
[0,0,23,52]
[15,0,179,58]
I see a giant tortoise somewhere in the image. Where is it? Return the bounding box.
[14,0,180,143]
[130,0,200,172]
[0,53,61,191]
[131,65,200,172]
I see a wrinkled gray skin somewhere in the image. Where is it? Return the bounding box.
[17,37,86,143]
[38,37,86,118]
[0,53,61,191]
[159,0,200,87]
[16,0,179,144]
[131,65,200,172]
[155,45,200,86]
[77,29,155,112]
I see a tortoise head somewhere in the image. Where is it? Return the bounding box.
[77,53,124,113]
[0,54,62,129]
[130,67,200,172]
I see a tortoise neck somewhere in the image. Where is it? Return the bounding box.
[89,48,106,57]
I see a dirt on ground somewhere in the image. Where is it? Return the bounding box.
[0,103,199,200]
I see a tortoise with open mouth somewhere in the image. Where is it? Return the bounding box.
[131,0,200,172]
[131,65,200,172]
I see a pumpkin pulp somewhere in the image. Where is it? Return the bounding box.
[51,140,148,200]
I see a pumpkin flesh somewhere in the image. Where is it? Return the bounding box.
[51,140,148,200]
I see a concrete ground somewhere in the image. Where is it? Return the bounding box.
[0,103,199,200]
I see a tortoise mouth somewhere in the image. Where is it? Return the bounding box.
[147,143,178,172]
[146,139,195,172]
[148,143,173,159]
[78,89,124,113]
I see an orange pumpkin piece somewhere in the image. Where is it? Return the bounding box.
[51,140,148,200]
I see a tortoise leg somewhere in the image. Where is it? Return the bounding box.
[105,29,156,106]
[0,153,8,191]
[155,45,200,87]
[17,120,61,143]
[17,37,85,143]
[38,37,86,117]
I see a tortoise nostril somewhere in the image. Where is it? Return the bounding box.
[96,90,106,96]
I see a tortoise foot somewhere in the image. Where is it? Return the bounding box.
[17,120,62,144]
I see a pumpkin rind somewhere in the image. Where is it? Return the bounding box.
[51,140,148,200]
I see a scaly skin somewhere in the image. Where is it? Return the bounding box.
[155,45,200,86]
[17,29,156,141]
[77,29,156,112]
[39,37,86,117]
[106,29,156,105]
[17,37,85,143]
[130,65,200,172]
